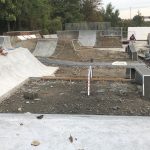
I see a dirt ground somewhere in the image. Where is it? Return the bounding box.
[55,66,126,78]
[50,48,130,62]
[50,39,130,62]
[76,48,130,62]
[0,79,150,116]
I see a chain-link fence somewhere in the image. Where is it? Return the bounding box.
[98,27,122,36]
[65,22,111,30]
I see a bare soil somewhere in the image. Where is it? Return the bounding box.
[0,79,150,116]
[55,66,126,78]
[50,40,130,62]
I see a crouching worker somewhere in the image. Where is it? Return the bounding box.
[0,46,8,56]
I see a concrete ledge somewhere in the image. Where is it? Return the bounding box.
[126,66,150,98]
[0,114,150,150]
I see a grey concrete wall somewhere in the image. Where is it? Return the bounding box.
[126,68,131,79]
[131,68,136,79]
[135,71,143,85]
[144,76,150,98]
[147,33,150,45]
[132,51,138,61]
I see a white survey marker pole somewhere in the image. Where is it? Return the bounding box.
[88,66,93,96]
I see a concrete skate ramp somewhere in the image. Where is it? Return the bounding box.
[11,36,37,52]
[51,31,80,60]
[0,48,58,100]
[57,30,79,40]
[95,31,122,48]
[0,36,13,49]
[78,30,96,47]
[33,39,57,57]
[128,27,150,40]
[43,34,57,38]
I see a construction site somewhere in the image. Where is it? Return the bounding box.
[1,23,150,149]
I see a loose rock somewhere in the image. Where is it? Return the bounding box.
[31,140,40,146]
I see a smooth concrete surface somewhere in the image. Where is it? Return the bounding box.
[43,34,57,39]
[0,114,150,150]
[0,48,58,100]
[78,30,96,47]
[38,57,145,67]
[33,39,57,57]
[128,27,150,40]
[0,36,13,49]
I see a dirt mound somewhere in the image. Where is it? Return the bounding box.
[51,40,80,61]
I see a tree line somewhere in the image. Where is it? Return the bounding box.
[0,0,149,34]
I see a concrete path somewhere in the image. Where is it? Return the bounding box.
[33,38,57,57]
[0,48,58,100]
[0,114,150,150]
[38,57,145,68]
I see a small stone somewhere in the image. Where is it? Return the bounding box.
[26,101,30,104]
[60,93,64,95]
[23,91,38,100]
[20,123,23,126]
[69,135,73,143]
[34,98,41,101]
[97,89,105,93]
[50,85,54,88]
[18,108,22,112]
[64,104,68,108]
[24,112,31,115]
[31,140,40,146]
[112,106,120,110]
[80,91,86,94]
[36,115,44,119]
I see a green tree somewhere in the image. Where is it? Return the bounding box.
[102,3,121,26]
[16,0,52,33]
[50,0,83,29]
[49,17,62,33]
[81,0,103,22]
[132,11,144,26]
[0,0,21,31]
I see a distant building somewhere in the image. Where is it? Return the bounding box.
[143,16,150,22]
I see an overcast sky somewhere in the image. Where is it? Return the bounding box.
[102,0,150,19]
